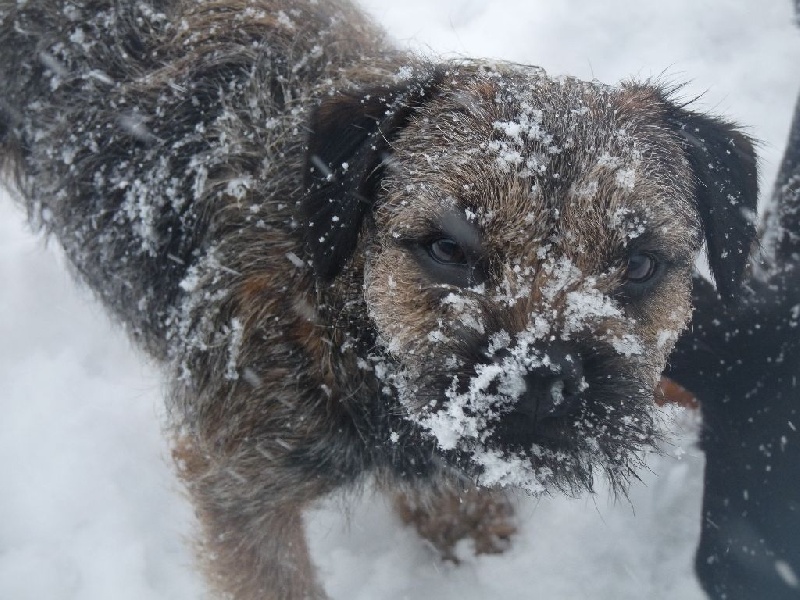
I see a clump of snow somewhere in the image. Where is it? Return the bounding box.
[657,328,678,350]
[609,207,648,242]
[286,251,306,268]
[775,560,800,588]
[224,318,244,380]
[415,328,547,455]
[484,98,561,177]
[615,167,636,191]
[442,291,485,333]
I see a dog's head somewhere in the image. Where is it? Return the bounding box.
[303,62,757,492]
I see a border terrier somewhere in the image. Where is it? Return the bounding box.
[0,0,758,598]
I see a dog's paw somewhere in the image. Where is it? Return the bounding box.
[393,485,517,562]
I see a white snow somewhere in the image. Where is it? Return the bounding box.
[1,0,799,599]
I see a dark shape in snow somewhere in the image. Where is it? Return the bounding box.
[667,56,800,600]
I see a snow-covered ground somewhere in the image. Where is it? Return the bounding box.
[1,1,798,598]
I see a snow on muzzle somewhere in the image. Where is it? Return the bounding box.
[414,330,591,450]
[405,306,655,493]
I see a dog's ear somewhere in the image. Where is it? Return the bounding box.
[302,72,443,281]
[668,107,759,301]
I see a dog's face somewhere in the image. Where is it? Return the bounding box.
[303,62,757,492]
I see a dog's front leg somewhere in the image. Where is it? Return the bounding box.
[174,437,329,600]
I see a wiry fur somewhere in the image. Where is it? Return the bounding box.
[0,0,758,598]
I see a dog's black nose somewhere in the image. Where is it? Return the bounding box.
[520,344,584,422]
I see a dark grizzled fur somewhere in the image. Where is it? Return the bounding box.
[666,34,800,600]
[666,109,760,300]
[0,0,759,598]
[0,0,395,360]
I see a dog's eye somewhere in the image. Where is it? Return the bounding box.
[427,238,468,265]
[625,253,658,283]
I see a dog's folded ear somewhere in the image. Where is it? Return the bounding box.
[302,71,443,281]
[668,107,759,301]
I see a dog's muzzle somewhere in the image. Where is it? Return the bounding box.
[491,341,587,447]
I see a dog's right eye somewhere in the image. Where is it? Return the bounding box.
[625,253,658,284]
[410,236,482,288]
[427,238,468,265]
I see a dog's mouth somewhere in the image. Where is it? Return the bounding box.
[397,339,658,494]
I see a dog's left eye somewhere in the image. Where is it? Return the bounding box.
[624,253,658,283]
[427,238,468,265]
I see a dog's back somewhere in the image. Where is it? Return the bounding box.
[0,0,388,358]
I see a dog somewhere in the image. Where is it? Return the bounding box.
[0,0,758,598]
[665,13,800,598]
